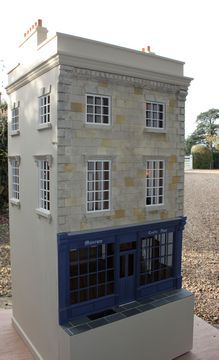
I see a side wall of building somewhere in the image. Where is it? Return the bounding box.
[57,66,186,233]
[8,66,60,360]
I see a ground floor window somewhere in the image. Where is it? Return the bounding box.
[69,243,115,304]
[140,232,173,285]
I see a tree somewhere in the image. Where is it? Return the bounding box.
[196,108,219,152]
[185,130,201,155]
[185,108,219,155]
[0,101,8,209]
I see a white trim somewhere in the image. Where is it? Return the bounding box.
[10,198,21,207]
[37,122,52,130]
[143,128,167,134]
[11,129,20,136]
[8,155,21,165]
[12,315,44,360]
[35,208,52,221]
[33,155,53,167]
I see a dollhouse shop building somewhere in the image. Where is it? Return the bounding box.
[7,20,194,360]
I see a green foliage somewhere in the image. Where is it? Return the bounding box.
[185,131,201,155]
[0,101,8,208]
[191,144,213,169]
[212,151,219,169]
[196,109,219,151]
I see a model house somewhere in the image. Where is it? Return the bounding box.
[7,20,194,360]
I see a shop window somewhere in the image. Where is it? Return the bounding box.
[69,243,115,305]
[140,232,173,286]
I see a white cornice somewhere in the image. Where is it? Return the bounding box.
[6,52,192,95]
[58,53,192,89]
[6,54,59,94]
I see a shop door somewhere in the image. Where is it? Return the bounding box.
[119,242,136,304]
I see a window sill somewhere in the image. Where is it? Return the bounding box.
[35,208,52,221]
[83,123,112,129]
[10,198,20,207]
[145,204,166,211]
[84,210,112,219]
[37,123,52,131]
[143,128,167,134]
[11,130,20,136]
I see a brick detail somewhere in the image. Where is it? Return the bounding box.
[160,210,169,219]
[125,177,134,187]
[113,209,125,219]
[134,87,143,95]
[172,176,180,184]
[71,102,84,112]
[116,115,126,124]
[133,208,145,221]
[64,164,75,172]
[98,81,109,88]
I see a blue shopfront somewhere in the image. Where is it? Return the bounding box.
[58,217,186,325]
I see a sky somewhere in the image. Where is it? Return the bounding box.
[0,0,219,136]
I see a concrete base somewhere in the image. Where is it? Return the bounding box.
[64,295,194,360]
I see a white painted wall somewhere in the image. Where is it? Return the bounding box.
[69,296,194,360]
[8,66,59,360]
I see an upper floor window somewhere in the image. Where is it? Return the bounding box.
[12,107,19,131]
[11,159,20,200]
[86,95,110,125]
[145,101,165,129]
[39,159,50,211]
[39,94,50,125]
[145,160,164,206]
[87,160,111,212]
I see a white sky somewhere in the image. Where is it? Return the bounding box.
[0,0,218,136]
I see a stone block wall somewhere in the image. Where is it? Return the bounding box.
[57,65,187,233]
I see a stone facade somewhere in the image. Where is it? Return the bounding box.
[57,66,187,233]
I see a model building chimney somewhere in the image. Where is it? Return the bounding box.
[20,19,48,48]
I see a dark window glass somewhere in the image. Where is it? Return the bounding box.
[139,233,173,286]
[80,290,88,302]
[69,242,115,305]
[120,242,136,252]
[128,254,134,276]
[120,255,125,278]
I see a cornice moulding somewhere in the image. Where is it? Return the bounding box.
[6,52,193,94]
[58,53,192,89]
[6,54,59,94]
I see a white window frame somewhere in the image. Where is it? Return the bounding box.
[39,159,50,211]
[145,101,165,130]
[34,155,52,219]
[86,94,111,125]
[86,160,111,213]
[38,93,51,128]
[11,159,20,200]
[145,160,165,207]
[8,156,21,206]
[11,103,20,135]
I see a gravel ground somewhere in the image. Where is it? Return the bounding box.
[0,212,12,309]
[0,171,218,325]
[182,171,219,326]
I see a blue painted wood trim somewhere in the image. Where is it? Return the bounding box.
[58,217,186,324]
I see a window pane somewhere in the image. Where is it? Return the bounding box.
[87,96,93,104]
